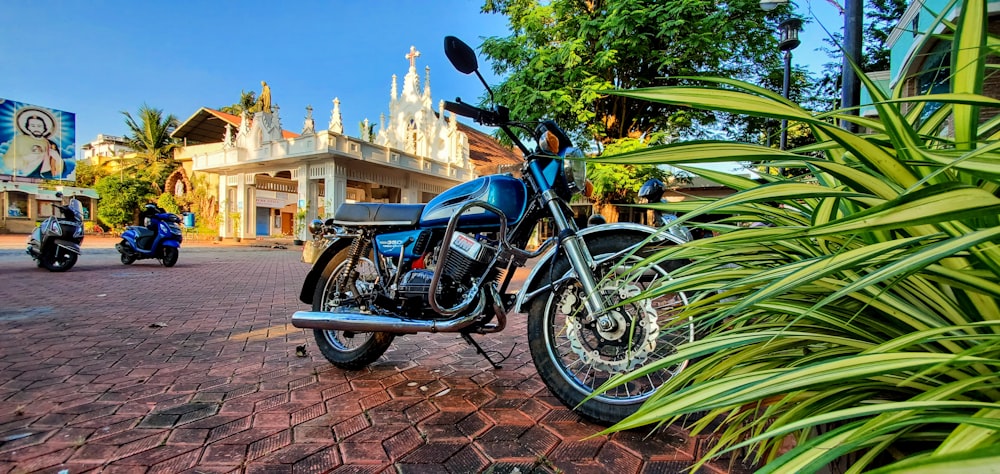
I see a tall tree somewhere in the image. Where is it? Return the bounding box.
[479,0,788,146]
[121,104,180,190]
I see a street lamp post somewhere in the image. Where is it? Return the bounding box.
[778,18,802,151]
[841,0,864,131]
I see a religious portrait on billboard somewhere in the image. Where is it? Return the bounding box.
[0,100,76,180]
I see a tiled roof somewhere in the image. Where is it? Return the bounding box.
[457,123,522,176]
[171,107,299,144]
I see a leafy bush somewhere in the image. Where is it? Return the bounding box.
[94,176,153,230]
[592,1,1000,472]
[156,193,182,215]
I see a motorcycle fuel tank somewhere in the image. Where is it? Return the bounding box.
[419,175,527,228]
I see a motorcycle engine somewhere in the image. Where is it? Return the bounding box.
[397,232,496,316]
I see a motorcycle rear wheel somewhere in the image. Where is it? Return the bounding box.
[312,246,394,370]
[161,247,179,267]
[43,247,78,272]
[527,234,693,425]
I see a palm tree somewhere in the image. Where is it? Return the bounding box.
[121,104,180,188]
[219,90,257,116]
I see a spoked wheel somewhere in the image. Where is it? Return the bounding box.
[312,246,394,370]
[43,246,78,272]
[528,234,693,425]
[161,247,179,267]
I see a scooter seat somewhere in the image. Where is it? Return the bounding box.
[333,203,425,226]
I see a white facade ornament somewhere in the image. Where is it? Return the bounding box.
[244,110,283,147]
[301,105,316,136]
[328,98,344,134]
[423,66,431,100]
[235,111,251,148]
[223,123,234,149]
[375,44,471,170]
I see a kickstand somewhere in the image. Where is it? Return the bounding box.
[461,333,514,370]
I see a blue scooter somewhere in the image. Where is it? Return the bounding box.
[116,205,184,267]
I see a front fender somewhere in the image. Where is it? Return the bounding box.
[54,239,81,254]
[298,237,354,304]
[514,222,684,313]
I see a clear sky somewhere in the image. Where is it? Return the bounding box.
[1,0,846,160]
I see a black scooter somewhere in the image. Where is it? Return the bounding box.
[27,192,84,272]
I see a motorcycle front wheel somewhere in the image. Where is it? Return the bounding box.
[528,234,693,425]
[161,247,179,267]
[311,246,394,370]
[43,246,78,272]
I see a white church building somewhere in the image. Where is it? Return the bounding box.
[171,46,519,240]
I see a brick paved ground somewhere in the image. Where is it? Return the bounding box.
[0,235,753,473]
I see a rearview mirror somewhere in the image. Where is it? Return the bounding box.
[444,36,478,75]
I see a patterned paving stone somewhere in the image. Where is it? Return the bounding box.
[0,245,752,473]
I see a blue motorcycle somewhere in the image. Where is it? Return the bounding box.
[291,36,693,425]
[115,205,183,267]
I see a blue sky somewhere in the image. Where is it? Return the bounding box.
[1,0,845,159]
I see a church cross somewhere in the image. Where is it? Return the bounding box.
[406,46,420,68]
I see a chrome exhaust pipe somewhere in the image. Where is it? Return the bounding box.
[291,310,481,333]
[293,288,494,334]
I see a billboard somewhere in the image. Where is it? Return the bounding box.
[0,98,76,181]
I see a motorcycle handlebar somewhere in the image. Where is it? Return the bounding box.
[444,99,483,120]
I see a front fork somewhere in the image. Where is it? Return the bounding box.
[540,189,609,324]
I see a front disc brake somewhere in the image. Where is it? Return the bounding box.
[562,284,659,373]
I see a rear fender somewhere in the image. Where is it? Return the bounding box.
[299,237,354,304]
[514,222,684,313]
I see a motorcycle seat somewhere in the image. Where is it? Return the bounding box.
[333,203,425,226]
[126,226,156,238]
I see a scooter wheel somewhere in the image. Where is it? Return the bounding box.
[161,247,179,267]
[119,240,136,265]
[43,248,78,272]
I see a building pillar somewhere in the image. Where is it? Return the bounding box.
[297,164,310,241]
[218,174,228,238]
[247,184,256,237]
[236,173,247,239]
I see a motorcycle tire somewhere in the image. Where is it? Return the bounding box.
[118,240,137,265]
[43,247,78,272]
[527,233,694,425]
[161,247,179,267]
[311,246,394,370]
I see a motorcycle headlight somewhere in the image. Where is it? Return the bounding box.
[307,219,325,236]
[563,147,587,194]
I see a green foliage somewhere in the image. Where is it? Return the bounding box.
[72,160,109,187]
[479,0,788,145]
[218,90,257,116]
[121,103,180,190]
[94,176,153,230]
[359,121,375,142]
[295,201,310,236]
[589,137,670,204]
[592,1,1000,471]
[176,173,218,231]
[156,193,182,215]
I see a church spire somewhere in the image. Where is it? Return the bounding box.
[328,97,343,134]
[423,66,431,99]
